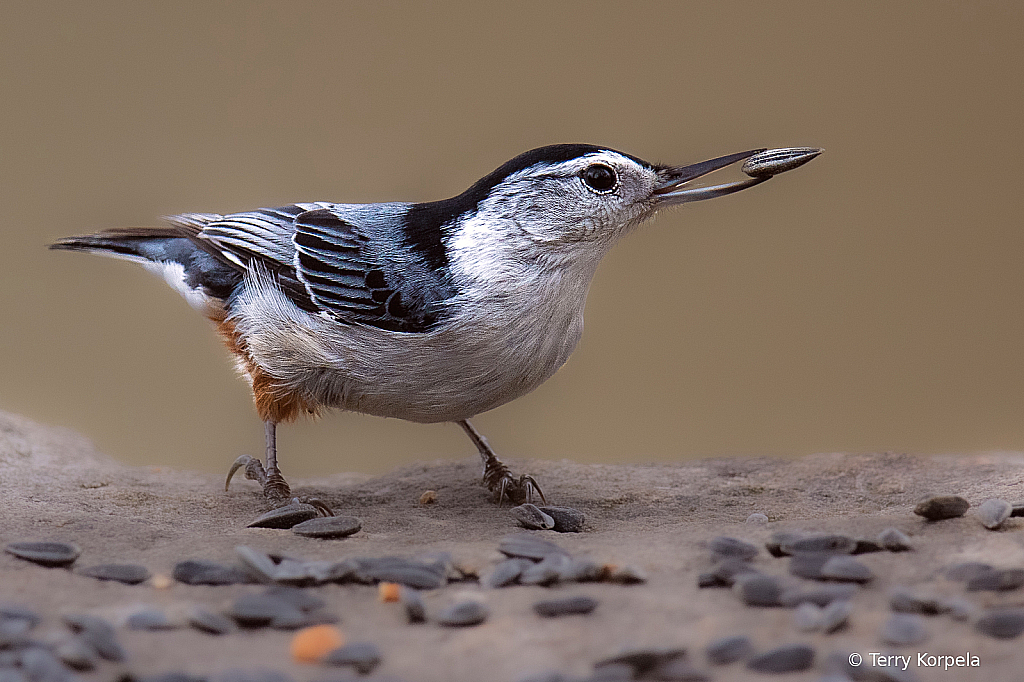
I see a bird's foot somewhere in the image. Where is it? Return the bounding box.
[225,455,335,516]
[482,458,546,506]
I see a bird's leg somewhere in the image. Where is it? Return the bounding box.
[225,421,293,503]
[456,419,546,506]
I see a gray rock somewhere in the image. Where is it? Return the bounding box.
[533,595,599,617]
[877,527,913,552]
[745,513,769,524]
[746,644,814,673]
[820,555,873,583]
[511,504,555,530]
[705,635,752,664]
[709,536,759,561]
[977,498,1012,530]
[913,494,969,520]
[322,642,382,674]
[880,614,928,645]
[290,515,362,539]
[4,541,81,568]
[975,607,1024,639]
[247,503,318,529]
[77,563,150,584]
[538,506,586,533]
[437,600,488,627]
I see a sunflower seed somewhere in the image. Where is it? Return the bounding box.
[4,541,81,568]
[913,494,969,520]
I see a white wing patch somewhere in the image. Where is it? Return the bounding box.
[139,259,222,317]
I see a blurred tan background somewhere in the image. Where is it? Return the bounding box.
[2,2,1023,477]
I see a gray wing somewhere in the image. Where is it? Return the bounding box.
[171,203,440,332]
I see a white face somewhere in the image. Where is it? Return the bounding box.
[481,151,662,247]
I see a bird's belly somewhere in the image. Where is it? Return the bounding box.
[244,308,584,424]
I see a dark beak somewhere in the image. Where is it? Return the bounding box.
[652,147,822,206]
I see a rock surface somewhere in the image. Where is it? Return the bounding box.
[1,410,1023,681]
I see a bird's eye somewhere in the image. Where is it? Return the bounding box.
[581,164,617,192]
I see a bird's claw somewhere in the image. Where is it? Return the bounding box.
[224,454,292,503]
[483,461,546,506]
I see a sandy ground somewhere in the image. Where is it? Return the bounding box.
[3,409,1024,682]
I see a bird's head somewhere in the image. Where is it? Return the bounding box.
[441,144,820,259]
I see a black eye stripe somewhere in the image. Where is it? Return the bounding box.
[581,164,617,192]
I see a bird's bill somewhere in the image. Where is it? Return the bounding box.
[651,149,770,206]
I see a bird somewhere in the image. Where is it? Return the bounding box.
[51,143,820,511]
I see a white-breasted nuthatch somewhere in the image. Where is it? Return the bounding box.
[52,144,821,510]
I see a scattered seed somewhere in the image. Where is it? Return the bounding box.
[820,600,852,633]
[4,541,81,567]
[437,600,488,627]
[742,147,823,177]
[0,603,39,630]
[977,498,1012,530]
[793,602,823,632]
[53,635,97,671]
[138,673,207,682]
[63,614,126,662]
[498,534,569,561]
[173,559,250,586]
[126,609,176,630]
[355,557,446,590]
[705,635,752,665]
[880,613,928,646]
[264,586,326,612]
[537,506,586,533]
[377,582,400,603]
[782,534,856,555]
[734,574,785,607]
[766,531,804,557]
[77,563,150,585]
[746,644,814,673]
[20,647,72,682]
[290,624,345,663]
[482,558,532,588]
[649,657,711,681]
[290,515,362,539]
[706,558,760,587]
[940,596,976,622]
[533,595,599,617]
[889,587,942,615]
[594,649,687,678]
[558,557,605,583]
[209,669,294,682]
[788,553,831,580]
[520,554,571,586]
[709,536,759,561]
[234,546,279,583]
[974,607,1024,639]
[322,642,382,674]
[228,594,304,629]
[1011,502,1024,517]
[745,513,769,524]
[877,527,912,552]
[914,494,969,521]
[944,561,993,582]
[820,555,873,583]
[399,586,426,624]
[511,504,555,530]
[851,538,883,554]
[419,490,437,504]
[247,503,319,529]
[966,568,1024,592]
[151,574,173,589]
[780,584,858,607]
[606,564,647,585]
[188,606,237,635]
